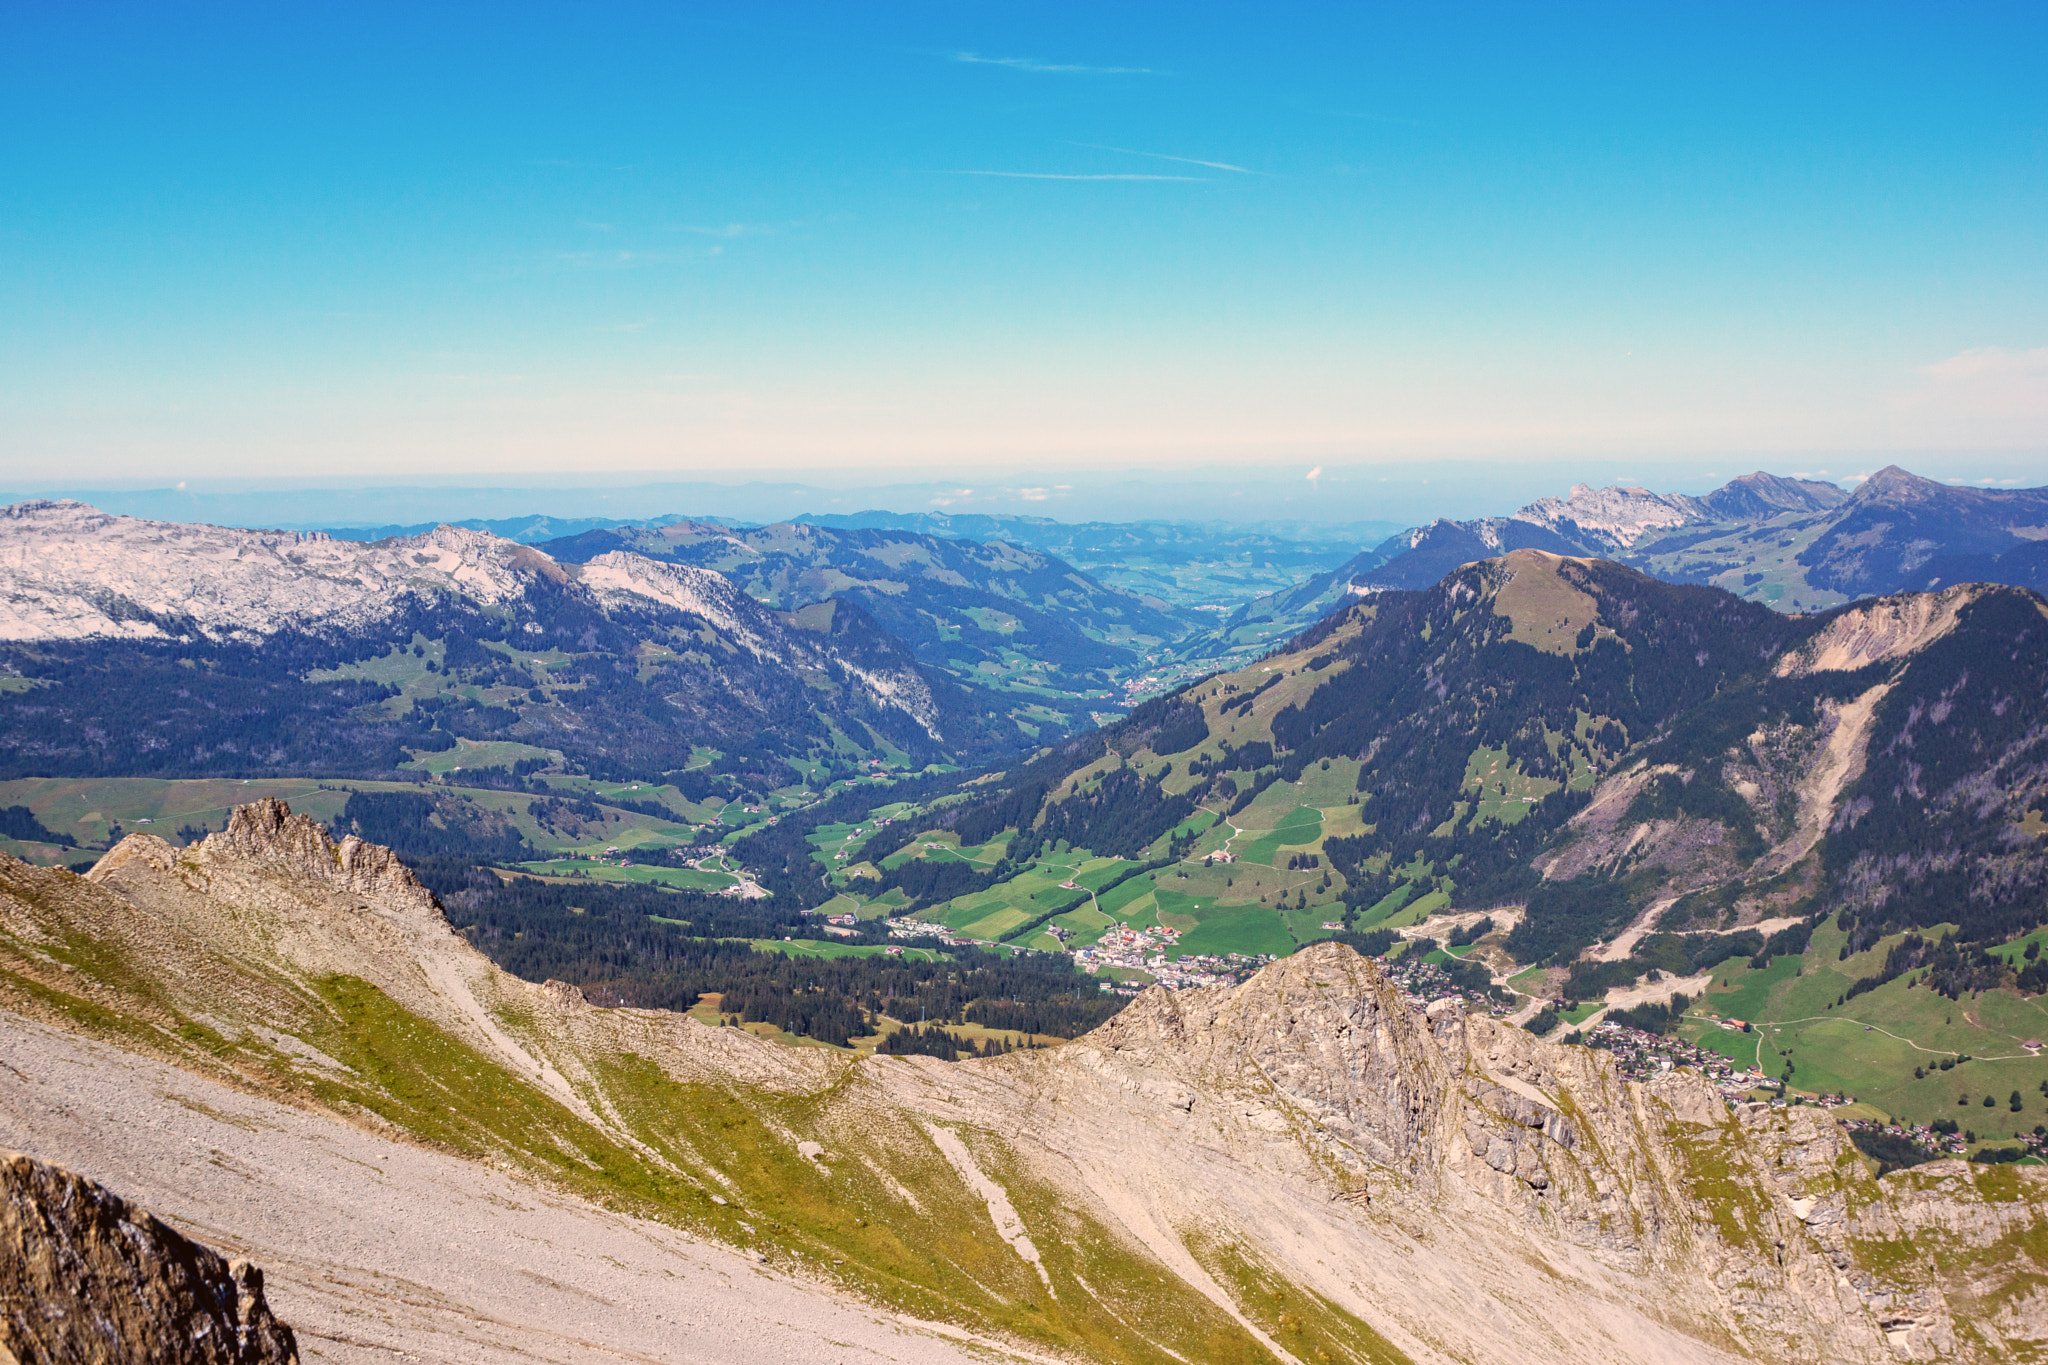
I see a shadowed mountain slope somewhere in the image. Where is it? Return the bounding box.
[539,520,1192,735]
[0,501,1023,786]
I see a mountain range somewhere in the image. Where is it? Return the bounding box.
[1220,466,2048,647]
[5,472,2048,1358]
[3,799,2041,1362]
[0,500,1012,786]
[534,519,1194,733]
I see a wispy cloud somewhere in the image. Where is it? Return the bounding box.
[949,170,1203,181]
[954,52,1149,75]
[675,222,777,238]
[1920,344,2048,383]
[552,247,714,269]
[1066,142,1260,174]
[1903,345,2048,417]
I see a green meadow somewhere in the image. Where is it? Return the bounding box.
[1672,919,2048,1139]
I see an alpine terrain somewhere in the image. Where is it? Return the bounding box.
[3,799,2045,1362]
[4,497,2048,1363]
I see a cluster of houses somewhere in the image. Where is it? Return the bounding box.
[876,914,1271,991]
[885,918,956,942]
[1834,1114,2033,1161]
[1576,1017,1769,1096]
[1071,923,1180,976]
[1378,953,1517,1018]
[1062,922,1274,992]
[1136,952,1273,991]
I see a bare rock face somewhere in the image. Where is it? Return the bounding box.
[0,1149,298,1364]
[198,798,440,912]
[89,798,439,920]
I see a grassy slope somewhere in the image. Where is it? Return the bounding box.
[0,857,1320,1365]
[1677,919,2048,1141]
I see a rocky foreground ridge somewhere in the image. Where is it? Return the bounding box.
[0,801,2043,1363]
[0,1148,298,1364]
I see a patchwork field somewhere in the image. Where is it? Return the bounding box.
[514,860,740,892]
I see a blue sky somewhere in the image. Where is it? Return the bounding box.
[4,2,2045,495]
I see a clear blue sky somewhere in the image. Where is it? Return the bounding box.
[4,2,2044,490]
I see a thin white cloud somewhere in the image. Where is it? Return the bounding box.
[955,52,1149,75]
[676,223,775,238]
[1018,487,1050,501]
[1067,142,1260,174]
[949,170,1204,181]
[1904,345,2048,418]
[1305,465,1323,481]
[552,247,711,269]
[1328,110,1422,127]
[1920,344,2048,382]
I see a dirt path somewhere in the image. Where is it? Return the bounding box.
[1753,1014,2037,1064]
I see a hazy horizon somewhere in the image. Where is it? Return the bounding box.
[10,450,2048,536]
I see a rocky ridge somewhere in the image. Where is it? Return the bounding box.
[0,499,973,773]
[0,505,933,730]
[1220,469,1847,632]
[0,801,2043,1362]
[0,1147,298,1364]
[0,500,544,643]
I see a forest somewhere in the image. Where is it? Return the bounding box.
[410,854,1125,1048]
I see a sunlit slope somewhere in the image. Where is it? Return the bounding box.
[917,553,2048,985]
[3,799,2047,1360]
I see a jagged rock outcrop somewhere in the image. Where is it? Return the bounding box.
[93,798,440,917]
[1015,942,2048,1361]
[0,1149,297,1364]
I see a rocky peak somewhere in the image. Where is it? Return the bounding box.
[1848,464,1937,502]
[1703,470,1849,518]
[0,1148,298,1363]
[193,799,439,914]
[1515,482,1707,550]
[1091,943,1459,1173]
[89,799,441,925]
